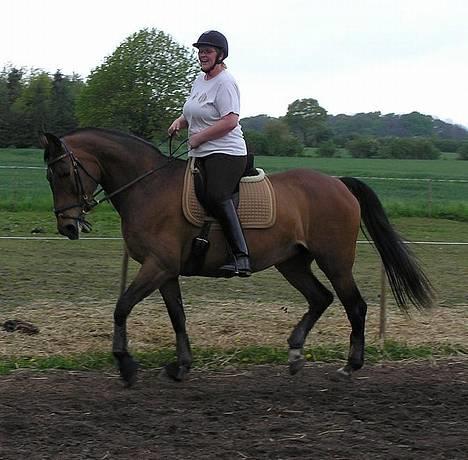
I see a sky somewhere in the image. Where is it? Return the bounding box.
[2,0,468,127]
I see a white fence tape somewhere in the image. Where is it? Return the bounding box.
[0,236,466,244]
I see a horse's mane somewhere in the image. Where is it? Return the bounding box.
[63,127,165,156]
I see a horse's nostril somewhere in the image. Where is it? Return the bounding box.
[65,224,77,233]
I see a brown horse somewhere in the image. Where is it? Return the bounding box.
[41,128,434,386]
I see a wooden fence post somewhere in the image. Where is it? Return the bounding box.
[427,179,433,218]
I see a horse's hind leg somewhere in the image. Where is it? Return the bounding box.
[276,253,334,375]
[322,267,368,378]
[159,278,192,381]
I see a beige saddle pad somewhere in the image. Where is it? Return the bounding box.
[182,159,276,229]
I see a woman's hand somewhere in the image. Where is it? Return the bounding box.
[188,133,203,149]
[168,116,187,136]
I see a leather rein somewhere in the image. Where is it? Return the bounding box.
[46,136,189,229]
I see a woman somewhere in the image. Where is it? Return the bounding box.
[168,30,251,277]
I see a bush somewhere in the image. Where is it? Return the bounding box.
[346,136,380,158]
[379,138,441,159]
[432,138,462,153]
[456,142,468,160]
[317,140,337,157]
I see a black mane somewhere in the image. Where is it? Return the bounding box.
[63,127,166,156]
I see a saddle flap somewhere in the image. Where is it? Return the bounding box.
[182,160,276,229]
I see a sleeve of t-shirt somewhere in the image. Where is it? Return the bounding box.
[216,80,241,117]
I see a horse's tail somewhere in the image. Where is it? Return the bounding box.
[339,176,435,312]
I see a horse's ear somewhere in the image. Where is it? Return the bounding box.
[40,132,62,152]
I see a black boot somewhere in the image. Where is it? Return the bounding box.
[211,199,252,277]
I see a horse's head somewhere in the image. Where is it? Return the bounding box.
[41,132,100,240]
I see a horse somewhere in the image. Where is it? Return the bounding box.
[41,127,434,386]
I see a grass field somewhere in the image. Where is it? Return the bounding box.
[1,148,467,219]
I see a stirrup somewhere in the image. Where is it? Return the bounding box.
[219,255,252,278]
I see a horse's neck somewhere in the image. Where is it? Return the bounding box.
[95,145,166,193]
[72,134,172,213]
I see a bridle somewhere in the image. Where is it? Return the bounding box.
[46,136,189,229]
[46,142,99,231]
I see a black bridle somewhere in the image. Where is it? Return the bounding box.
[46,136,189,229]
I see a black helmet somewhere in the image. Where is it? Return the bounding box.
[193,30,228,60]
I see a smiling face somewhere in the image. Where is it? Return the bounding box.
[197,46,222,73]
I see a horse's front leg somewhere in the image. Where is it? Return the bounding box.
[159,277,192,381]
[113,260,169,387]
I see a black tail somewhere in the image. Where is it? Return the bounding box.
[340,177,435,312]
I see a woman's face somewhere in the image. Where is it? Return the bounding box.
[198,46,218,71]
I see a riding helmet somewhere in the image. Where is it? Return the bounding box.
[193,30,229,59]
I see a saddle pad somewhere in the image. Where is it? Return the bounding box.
[182,161,277,229]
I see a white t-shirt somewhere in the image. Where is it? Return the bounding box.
[183,70,247,157]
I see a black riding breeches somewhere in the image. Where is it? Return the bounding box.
[195,153,247,215]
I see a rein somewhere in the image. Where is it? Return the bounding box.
[47,136,190,225]
[91,136,189,207]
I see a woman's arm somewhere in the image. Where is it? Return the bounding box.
[188,113,239,149]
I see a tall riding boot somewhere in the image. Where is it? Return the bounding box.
[212,199,252,277]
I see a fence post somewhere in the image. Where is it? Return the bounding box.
[379,262,387,343]
[427,179,433,218]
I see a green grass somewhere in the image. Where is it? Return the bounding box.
[1,148,466,219]
[0,342,465,375]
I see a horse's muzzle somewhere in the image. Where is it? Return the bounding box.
[58,222,80,240]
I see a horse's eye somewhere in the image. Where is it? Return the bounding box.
[57,170,71,178]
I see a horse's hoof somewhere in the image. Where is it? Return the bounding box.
[288,348,305,375]
[330,366,353,382]
[164,362,190,382]
[289,358,306,375]
[117,355,139,387]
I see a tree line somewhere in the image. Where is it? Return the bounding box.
[241,104,468,159]
[1,27,467,160]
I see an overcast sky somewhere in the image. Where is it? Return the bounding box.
[2,0,468,127]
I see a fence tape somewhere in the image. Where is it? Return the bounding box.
[0,236,466,244]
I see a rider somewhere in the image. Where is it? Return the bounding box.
[168,30,251,277]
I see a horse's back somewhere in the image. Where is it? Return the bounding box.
[267,168,361,256]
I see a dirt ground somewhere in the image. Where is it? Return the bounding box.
[0,359,466,460]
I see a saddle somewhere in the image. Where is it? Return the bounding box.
[182,158,276,229]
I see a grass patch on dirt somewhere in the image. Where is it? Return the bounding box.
[1,342,465,375]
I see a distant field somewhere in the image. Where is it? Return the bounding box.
[1,148,467,219]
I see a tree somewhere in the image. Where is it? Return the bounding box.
[240,114,277,132]
[0,66,25,147]
[11,71,52,146]
[244,130,269,155]
[263,119,303,156]
[0,71,9,146]
[284,98,331,147]
[76,28,199,139]
[48,71,83,136]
